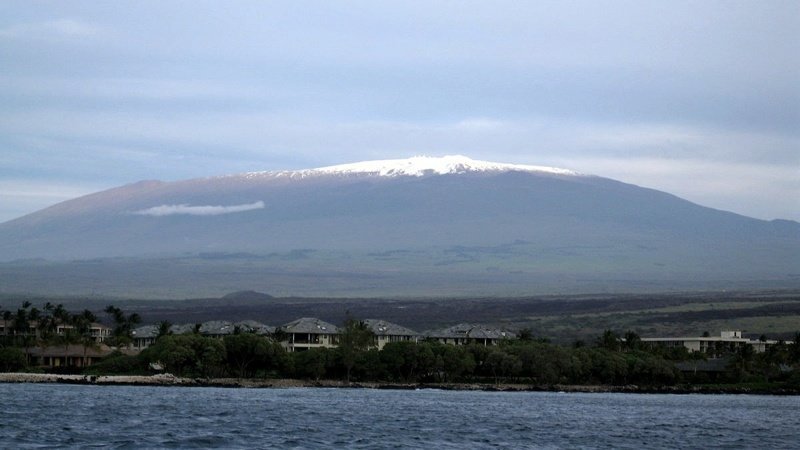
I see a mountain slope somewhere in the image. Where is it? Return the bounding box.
[0,155,797,296]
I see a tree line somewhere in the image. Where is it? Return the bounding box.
[0,302,140,370]
[86,324,800,388]
[3,302,800,388]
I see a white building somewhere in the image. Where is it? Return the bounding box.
[641,331,785,356]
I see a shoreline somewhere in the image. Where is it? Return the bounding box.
[1,373,798,395]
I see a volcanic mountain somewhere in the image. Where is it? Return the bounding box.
[0,155,797,297]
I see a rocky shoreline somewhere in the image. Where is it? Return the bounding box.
[2,373,798,395]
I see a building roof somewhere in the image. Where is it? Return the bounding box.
[234,320,275,335]
[27,344,114,358]
[641,337,751,343]
[134,321,275,339]
[642,336,786,347]
[280,317,338,334]
[57,322,111,330]
[170,323,196,335]
[468,326,516,340]
[363,319,418,337]
[199,320,236,336]
[426,323,515,340]
[131,325,159,339]
[1,320,110,331]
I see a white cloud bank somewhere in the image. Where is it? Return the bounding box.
[133,201,264,217]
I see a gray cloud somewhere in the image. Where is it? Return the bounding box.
[133,201,265,217]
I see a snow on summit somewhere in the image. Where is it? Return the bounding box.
[309,155,579,177]
[243,155,579,179]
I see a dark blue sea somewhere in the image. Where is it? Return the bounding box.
[2,384,798,449]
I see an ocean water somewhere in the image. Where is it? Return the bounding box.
[1,384,798,449]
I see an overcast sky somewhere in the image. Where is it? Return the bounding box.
[1,1,798,222]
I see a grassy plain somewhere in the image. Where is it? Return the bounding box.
[2,249,796,299]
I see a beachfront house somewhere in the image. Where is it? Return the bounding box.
[26,344,116,369]
[130,320,277,350]
[363,319,419,350]
[56,322,112,343]
[641,331,785,356]
[278,317,339,352]
[1,320,111,343]
[131,325,159,350]
[234,320,275,336]
[426,323,516,346]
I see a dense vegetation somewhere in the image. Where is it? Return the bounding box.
[3,302,800,389]
[78,329,800,389]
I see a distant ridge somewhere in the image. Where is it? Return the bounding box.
[221,291,274,301]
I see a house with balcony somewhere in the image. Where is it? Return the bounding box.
[641,331,785,356]
[56,323,112,343]
[1,319,111,343]
[278,317,338,352]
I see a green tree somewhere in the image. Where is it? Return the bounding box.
[84,351,148,376]
[0,347,26,372]
[352,348,387,381]
[598,330,621,352]
[35,302,60,344]
[479,347,521,383]
[337,318,374,382]
[517,328,534,342]
[223,333,286,378]
[12,301,31,347]
[577,347,628,384]
[380,341,435,382]
[728,343,756,382]
[292,348,330,381]
[10,301,37,363]
[790,332,800,364]
[435,344,475,382]
[142,334,225,378]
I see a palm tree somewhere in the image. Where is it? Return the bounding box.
[1,310,10,345]
[12,303,32,359]
[156,320,173,339]
[28,307,40,327]
[73,310,99,368]
[623,331,641,351]
[104,305,141,348]
[36,303,62,347]
[338,318,374,382]
[598,330,621,352]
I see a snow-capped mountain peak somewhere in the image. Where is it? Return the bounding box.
[244,155,579,179]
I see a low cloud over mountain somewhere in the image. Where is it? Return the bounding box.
[133,201,265,217]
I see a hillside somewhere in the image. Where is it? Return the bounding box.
[0,156,797,297]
